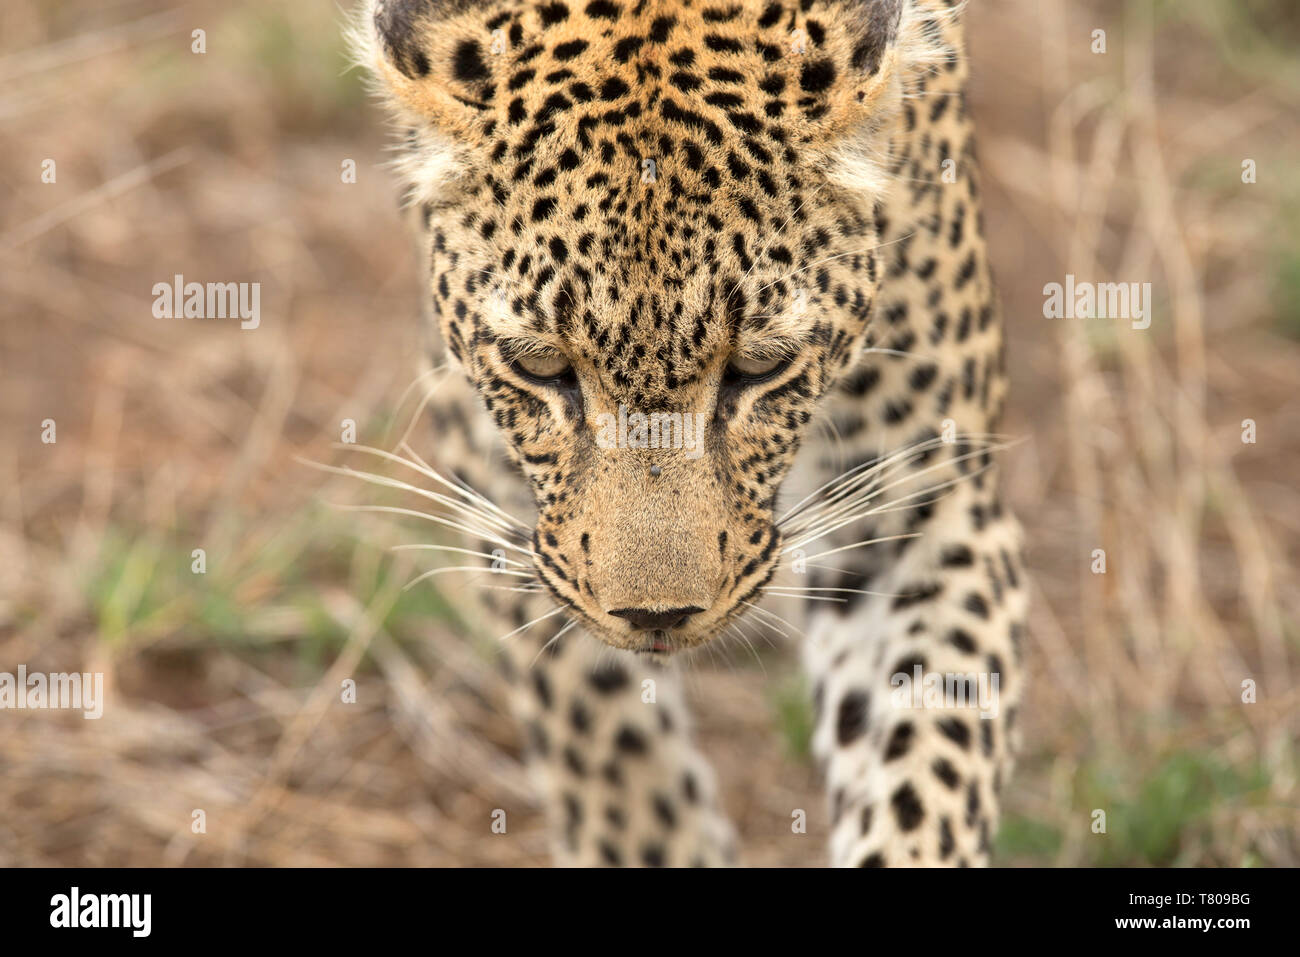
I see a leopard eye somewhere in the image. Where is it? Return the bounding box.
[512,349,573,383]
[725,352,789,383]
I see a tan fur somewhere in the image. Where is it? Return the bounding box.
[356,0,1027,868]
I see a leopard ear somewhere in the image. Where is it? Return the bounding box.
[814,0,906,132]
[848,0,905,79]
[357,0,499,139]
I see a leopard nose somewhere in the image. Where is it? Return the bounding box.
[607,606,705,631]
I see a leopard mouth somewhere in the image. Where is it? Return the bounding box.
[558,599,732,654]
[645,630,674,655]
[616,601,758,655]
[529,543,781,655]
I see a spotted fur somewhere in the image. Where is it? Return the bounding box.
[355,0,1026,866]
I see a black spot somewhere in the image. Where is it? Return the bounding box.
[964,592,990,619]
[649,15,675,42]
[940,544,975,567]
[683,772,699,804]
[891,782,924,831]
[909,363,938,391]
[937,717,971,750]
[588,664,628,693]
[841,365,880,396]
[884,721,914,761]
[939,817,955,858]
[966,781,981,824]
[601,76,630,100]
[704,35,742,54]
[702,5,742,22]
[570,700,591,733]
[563,745,587,776]
[892,581,942,610]
[652,794,677,828]
[531,670,553,708]
[836,690,870,745]
[553,39,589,60]
[670,71,702,93]
[955,251,977,288]
[641,844,666,867]
[613,36,645,62]
[535,91,572,123]
[799,59,836,94]
[452,40,490,83]
[615,725,648,755]
[661,98,724,145]
[586,0,621,20]
[539,2,570,26]
[563,791,582,826]
[948,628,977,654]
[987,653,1005,686]
[932,758,960,790]
[657,708,675,734]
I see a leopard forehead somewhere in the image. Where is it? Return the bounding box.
[369,0,905,400]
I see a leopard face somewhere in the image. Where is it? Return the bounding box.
[360,0,907,653]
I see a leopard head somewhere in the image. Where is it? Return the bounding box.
[358,0,908,653]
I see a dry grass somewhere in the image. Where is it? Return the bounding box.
[1,0,1297,867]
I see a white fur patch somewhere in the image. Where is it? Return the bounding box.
[343,0,465,208]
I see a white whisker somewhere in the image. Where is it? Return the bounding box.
[403,565,535,591]
[391,543,530,568]
[396,439,529,531]
[740,600,809,639]
[328,503,534,558]
[799,534,920,560]
[780,433,1005,532]
[531,618,578,669]
[783,440,1012,550]
[331,443,529,530]
[498,604,570,643]
[391,363,454,449]
[304,458,522,542]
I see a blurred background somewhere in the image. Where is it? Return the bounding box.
[1,0,1297,866]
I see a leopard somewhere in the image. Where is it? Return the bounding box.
[351,0,1026,866]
